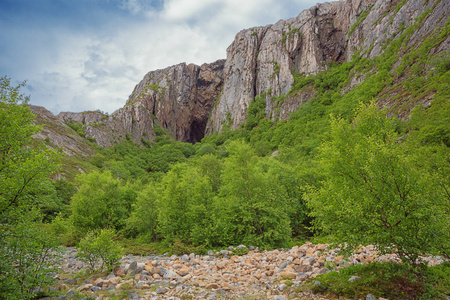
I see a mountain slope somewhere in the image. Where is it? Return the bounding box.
[32,0,449,149]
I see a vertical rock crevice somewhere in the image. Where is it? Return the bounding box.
[51,0,448,147]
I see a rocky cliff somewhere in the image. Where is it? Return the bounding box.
[206,0,449,132]
[32,0,449,148]
[125,60,225,143]
[54,60,224,147]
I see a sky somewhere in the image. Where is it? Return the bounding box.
[0,0,327,114]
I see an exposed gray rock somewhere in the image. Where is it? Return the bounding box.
[56,60,225,147]
[31,0,449,176]
[129,292,141,299]
[181,254,189,261]
[155,286,168,294]
[127,261,138,274]
[366,293,377,300]
[349,275,361,282]
[206,0,449,133]
[163,269,180,279]
[31,105,95,157]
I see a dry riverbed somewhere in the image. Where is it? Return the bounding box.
[49,243,444,300]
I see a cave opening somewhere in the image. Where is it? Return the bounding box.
[187,118,207,144]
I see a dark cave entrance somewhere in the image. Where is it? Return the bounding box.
[187,118,207,144]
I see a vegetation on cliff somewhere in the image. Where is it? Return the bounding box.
[1,2,449,298]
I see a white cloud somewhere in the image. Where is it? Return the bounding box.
[5,0,328,114]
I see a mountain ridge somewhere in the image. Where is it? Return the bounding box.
[32,0,449,155]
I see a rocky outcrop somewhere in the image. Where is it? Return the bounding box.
[31,105,95,157]
[125,60,225,143]
[58,104,156,148]
[54,60,225,147]
[33,0,449,147]
[206,0,449,133]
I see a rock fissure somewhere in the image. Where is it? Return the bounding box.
[31,0,448,150]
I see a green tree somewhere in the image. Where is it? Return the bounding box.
[214,140,292,248]
[70,171,137,236]
[0,76,61,299]
[306,103,449,265]
[126,183,160,242]
[157,163,215,245]
[147,143,188,172]
[196,143,216,156]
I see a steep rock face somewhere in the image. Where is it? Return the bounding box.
[125,60,225,143]
[37,0,448,148]
[206,0,448,133]
[58,104,156,148]
[58,60,225,147]
[206,1,352,133]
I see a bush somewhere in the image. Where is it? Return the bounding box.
[306,103,449,265]
[0,212,62,299]
[304,262,450,299]
[70,171,137,235]
[77,229,123,272]
[196,143,216,156]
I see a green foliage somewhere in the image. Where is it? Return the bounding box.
[154,123,166,137]
[147,83,166,96]
[67,121,86,138]
[196,142,216,156]
[1,215,62,300]
[125,183,160,242]
[348,5,373,36]
[245,94,267,131]
[305,262,450,299]
[213,141,293,248]
[119,239,170,255]
[290,72,314,92]
[70,171,137,236]
[157,162,215,245]
[253,140,272,157]
[0,76,61,299]
[120,139,309,249]
[147,143,190,172]
[169,239,204,255]
[306,103,449,264]
[231,247,250,256]
[77,229,123,272]
[39,181,65,222]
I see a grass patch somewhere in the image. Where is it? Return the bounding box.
[231,247,250,256]
[120,239,170,256]
[302,262,450,299]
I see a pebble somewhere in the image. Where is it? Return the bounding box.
[53,243,446,299]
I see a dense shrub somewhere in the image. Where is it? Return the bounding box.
[77,229,123,272]
[306,103,449,264]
